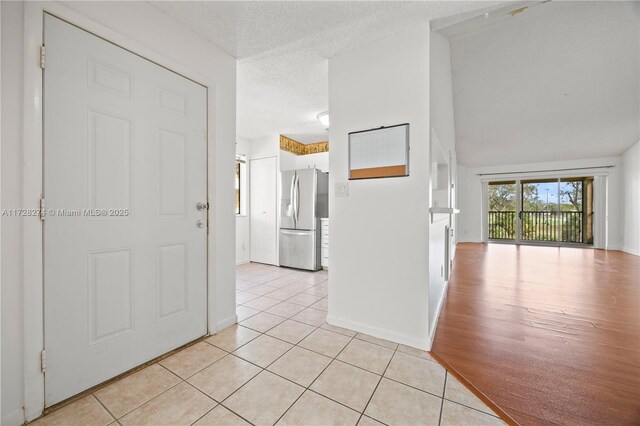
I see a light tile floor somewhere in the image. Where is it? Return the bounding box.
[31,263,505,426]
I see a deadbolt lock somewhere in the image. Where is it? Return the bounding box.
[196,201,209,211]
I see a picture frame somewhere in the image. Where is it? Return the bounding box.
[348,123,410,180]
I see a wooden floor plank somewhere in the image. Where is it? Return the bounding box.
[431,243,640,426]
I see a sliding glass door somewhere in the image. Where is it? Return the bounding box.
[488,181,517,241]
[488,177,593,246]
[521,179,558,242]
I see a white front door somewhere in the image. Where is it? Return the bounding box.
[250,157,278,265]
[43,14,208,405]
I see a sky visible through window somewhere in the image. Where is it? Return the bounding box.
[535,182,559,203]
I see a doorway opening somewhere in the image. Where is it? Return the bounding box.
[488,177,594,246]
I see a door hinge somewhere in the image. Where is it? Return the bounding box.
[40,196,46,221]
[40,45,46,69]
[40,45,47,69]
[41,349,47,373]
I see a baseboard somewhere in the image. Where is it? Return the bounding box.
[236,259,250,265]
[215,313,238,333]
[427,281,449,351]
[1,408,24,426]
[456,238,482,243]
[326,315,429,350]
[607,246,640,256]
[622,247,640,256]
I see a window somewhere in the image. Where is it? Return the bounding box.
[236,155,246,215]
[487,177,593,244]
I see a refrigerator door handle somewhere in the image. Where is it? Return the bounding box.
[294,174,300,225]
[280,229,309,236]
[290,172,297,227]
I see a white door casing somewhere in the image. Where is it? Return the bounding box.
[250,157,277,265]
[43,14,208,405]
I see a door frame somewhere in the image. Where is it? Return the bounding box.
[22,2,222,420]
[481,169,610,249]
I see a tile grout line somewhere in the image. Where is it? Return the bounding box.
[239,268,467,423]
[234,277,462,424]
[237,303,403,356]
[191,270,316,426]
[238,309,328,335]
[379,375,449,401]
[443,398,503,420]
[238,287,447,374]
[240,278,327,302]
[355,343,398,426]
[183,380,257,426]
[240,293,326,312]
[108,367,185,422]
[240,321,410,383]
[270,327,360,425]
[210,309,331,424]
[438,371,448,426]
[66,266,487,426]
[163,320,471,426]
[239,264,465,424]
[163,345,234,382]
[217,334,373,420]
[90,393,118,423]
[188,405,218,426]
[92,362,187,422]
[210,294,364,424]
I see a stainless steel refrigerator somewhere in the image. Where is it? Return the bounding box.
[279,168,329,271]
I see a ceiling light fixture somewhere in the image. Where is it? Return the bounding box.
[317,111,330,129]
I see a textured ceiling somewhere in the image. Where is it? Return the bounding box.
[150,1,504,139]
[440,0,640,167]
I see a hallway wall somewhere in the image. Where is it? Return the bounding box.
[328,22,431,349]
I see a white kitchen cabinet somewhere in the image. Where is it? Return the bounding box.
[321,218,329,269]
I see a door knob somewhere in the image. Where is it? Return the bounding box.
[196,219,205,228]
[196,201,209,211]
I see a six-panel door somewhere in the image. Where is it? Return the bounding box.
[43,14,208,405]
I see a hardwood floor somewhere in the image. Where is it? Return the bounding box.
[431,243,640,426]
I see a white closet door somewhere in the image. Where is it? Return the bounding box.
[250,157,278,265]
[43,15,208,405]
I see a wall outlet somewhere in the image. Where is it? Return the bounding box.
[335,182,349,197]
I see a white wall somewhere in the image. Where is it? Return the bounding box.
[456,164,482,242]
[280,150,329,172]
[622,141,640,255]
[280,149,297,172]
[251,134,280,159]
[327,22,432,350]
[1,2,236,424]
[457,156,625,250]
[428,31,457,340]
[1,2,25,424]
[236,137,252,264]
